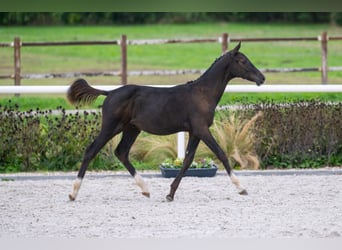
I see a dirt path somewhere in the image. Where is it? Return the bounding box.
[1,171,341,238]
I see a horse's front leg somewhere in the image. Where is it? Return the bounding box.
[199,129,248,195]
[166,135,200,201]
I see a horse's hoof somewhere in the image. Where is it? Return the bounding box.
[166,194,174,202]
[69,194,76,201]
[142,192,150,198]
[239,189,248,195]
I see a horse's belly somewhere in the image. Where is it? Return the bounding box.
[131,116,189,135]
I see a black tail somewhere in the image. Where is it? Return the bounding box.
[67,78,109,105]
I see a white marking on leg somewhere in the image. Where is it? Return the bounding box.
[230,172,247,194]
[134,173,150,197]
[69,178,82,201]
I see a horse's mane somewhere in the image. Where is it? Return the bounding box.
[183,50,232,86]
[193,51,231,83]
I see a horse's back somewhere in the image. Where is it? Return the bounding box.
[102,84,192,134]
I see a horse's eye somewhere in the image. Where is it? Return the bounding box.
[240,59,247,65]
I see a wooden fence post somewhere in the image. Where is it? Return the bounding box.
[320,31,328,84]
[221,33,228,54]
[14,37,21,87]
[120,34,127,85]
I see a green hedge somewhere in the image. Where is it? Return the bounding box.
[252,100,342,168]
[1,102,97,172]
[0,99,341,172]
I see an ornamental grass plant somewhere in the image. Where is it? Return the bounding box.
[195,111,262,170]
[131,133,178,165]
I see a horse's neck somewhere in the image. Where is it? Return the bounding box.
[195,54,233,105]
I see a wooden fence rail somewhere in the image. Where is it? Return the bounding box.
[1,32,342,85]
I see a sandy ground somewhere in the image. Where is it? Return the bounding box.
[0,171,342,238]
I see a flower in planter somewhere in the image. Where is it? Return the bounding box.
[199,157,215,168]
[160,157,215,169]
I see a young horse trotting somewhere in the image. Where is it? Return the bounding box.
[67,42,265,202]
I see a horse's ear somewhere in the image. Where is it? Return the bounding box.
[233,42,241,54]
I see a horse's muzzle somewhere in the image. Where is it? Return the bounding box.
[256,74,265,86]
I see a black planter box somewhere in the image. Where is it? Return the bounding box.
[159,165,218,178]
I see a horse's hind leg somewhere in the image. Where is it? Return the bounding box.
[115,125,150,197]
[69,125,121,201]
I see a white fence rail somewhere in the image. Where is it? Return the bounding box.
[2,84,342,94]
[1,84,342,159]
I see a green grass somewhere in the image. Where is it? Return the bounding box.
[0,95,106,111]
[1,92,342,112]
[1,22,342,106]
[1,23,340,41]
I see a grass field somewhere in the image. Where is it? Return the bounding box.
[1,22,342,109]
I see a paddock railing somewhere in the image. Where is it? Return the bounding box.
[2,84,342,94]
[1,32,342,85]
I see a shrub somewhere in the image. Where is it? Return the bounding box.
[0,101,103,172]
[0,102,43,172]
[253,100,342,168]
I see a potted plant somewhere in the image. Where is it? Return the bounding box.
[159,157,218,178]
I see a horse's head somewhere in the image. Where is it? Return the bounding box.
[229,42,265,86]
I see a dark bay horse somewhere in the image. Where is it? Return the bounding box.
[68,42,265,202]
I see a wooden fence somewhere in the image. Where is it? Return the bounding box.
[1,32,342,85]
